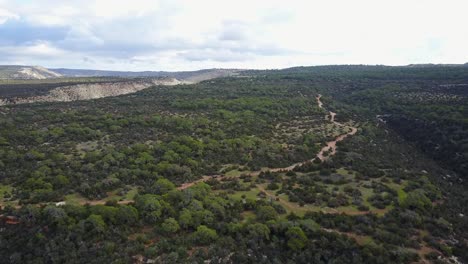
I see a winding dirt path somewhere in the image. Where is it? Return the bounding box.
[177,94,358,190]
[2,94,358,209]
[316,94,323,108]
[315,94,358,161]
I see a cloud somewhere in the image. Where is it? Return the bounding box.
[218,21,250,41]
[0,41,67,66]
[178,49,253,62]
[0,19,68,45]
[0,0,467,70]
[0,8,19,24]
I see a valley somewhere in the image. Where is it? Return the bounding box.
[0,65,466,263]
[1,0,467,262]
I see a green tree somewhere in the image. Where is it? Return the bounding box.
[161,217,180,234]
[401,190,432,212]
[134,194,163,223]
[82,214,107,234]
[43,206,68,226]
[90,205,118,224]
[179,209,193,229]
[151,178,176,195]
[286,226,308,251]
[256,205,278,222]
[193,225,218,245]
[53,175,70,188]
[116,205,139,225]
[0,136,8,146]
[247,223,270,240]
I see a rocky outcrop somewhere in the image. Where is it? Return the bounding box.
[0,78,183,106]
[15,66,62,79]
[0,66,62,79]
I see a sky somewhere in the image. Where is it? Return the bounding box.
[0,0,467,71]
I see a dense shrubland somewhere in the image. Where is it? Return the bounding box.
[1,66,467,263]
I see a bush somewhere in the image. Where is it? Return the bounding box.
[267,182,279,190]
[358,204,369,211]
[193,225,218,245]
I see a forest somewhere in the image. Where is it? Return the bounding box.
[0,65,467,263]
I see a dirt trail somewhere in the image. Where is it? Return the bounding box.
[273,95,357,165]
[79,199,133,206]
[3,94,359,210]
[316,94,357,161]
[176,175,215,190]
[316,94,323,108]
[177,94,358,190]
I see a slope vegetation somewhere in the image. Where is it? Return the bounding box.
[0,78,182,106]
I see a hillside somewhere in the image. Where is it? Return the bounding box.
[51,68,241,82]
[0,65,241,83]
[0,78,183,106]
[0,66,244,106]
[0,65,467,263]
[0,67,243,106]
[0,65,62,79]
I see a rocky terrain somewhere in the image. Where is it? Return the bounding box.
[0,65,242,105]
[0,78,183,106]
[0,66,62,79]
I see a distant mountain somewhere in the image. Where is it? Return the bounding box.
[51,68,240,82]
[3,63,465,81]
[406,63,468,67]
[0,66,62,79]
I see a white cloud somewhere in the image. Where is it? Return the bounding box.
[0,41,65,59]
[90,0,161,18]
[23,41,65,57]
[0,8,19,24]
[0,0,467,70]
